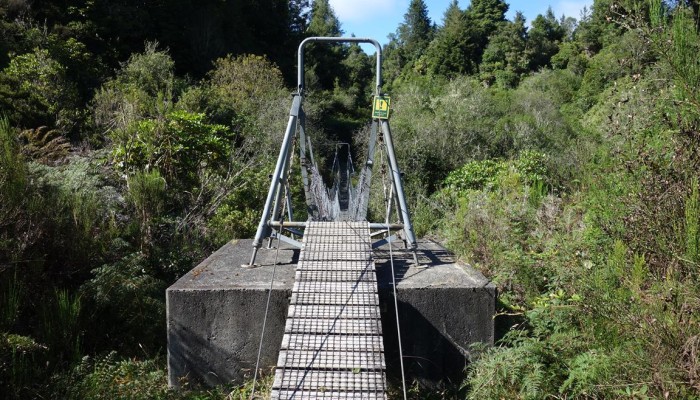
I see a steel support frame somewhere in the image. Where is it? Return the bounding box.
[248,37,419,265]
[249,95,302,265]
[380,119,417,250]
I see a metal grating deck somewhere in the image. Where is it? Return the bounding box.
[271,221,387,399]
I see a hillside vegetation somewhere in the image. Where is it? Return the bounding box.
[1,0,699,398]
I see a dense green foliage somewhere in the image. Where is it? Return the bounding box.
[1,0,700,398]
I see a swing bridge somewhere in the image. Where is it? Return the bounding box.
[165,37,495,400]
[248,37,416,399]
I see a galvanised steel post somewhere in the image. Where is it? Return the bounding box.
[270,120,296,228]
[380,119,418,250]
[249,95,301,265]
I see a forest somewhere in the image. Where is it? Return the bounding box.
[1,0,700,398]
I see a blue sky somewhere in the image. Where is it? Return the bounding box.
[328,0,593,52]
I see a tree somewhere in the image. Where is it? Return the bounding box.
[342,42,373,105]
[465,0,509,62]
[305,0,347,90]
[480,12,529,87]
[396,0,434,65]
[574,0,625,56]
[307,0,342,37]
[466,0,509,30]
[0,49,79,134]
[527,8,566,71]
[424,0,477,76]
[289,0,310,39]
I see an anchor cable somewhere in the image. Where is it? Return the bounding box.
[249,220,283,399]
[380,143,408,400]
[249,147,295,399]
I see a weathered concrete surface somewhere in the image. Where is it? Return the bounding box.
[167,238,495,388]
[374,240,496,385]
[167,239,298,387]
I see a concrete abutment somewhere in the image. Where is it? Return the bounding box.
[166,239,495,388]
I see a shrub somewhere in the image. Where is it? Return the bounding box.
[0,48,80,133]
[201,54,289,158]
[0,333,48,399]
[111,111,232,187]
[0,116,27,252]
[81,252,165,354]
[62,352,169,400]
[443,151,550,193]
[93,42,178,139]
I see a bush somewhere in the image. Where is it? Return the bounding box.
[93,43,179,141]
[81,251,166,354]
[111,111,231,186]
[0,117,27,260]
[201,54,289,156]
[443,151,550,193]
[0,333,48,399]
[61,352,170,400]
[0,48,80,133]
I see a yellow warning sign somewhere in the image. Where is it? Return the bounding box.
[372,96,390,119]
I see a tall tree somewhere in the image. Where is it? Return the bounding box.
[479,12,529,87]
[424,0,477,76]
[466,0,509,30]
[396,0,434,64]
[289,0,311,37]
[342,42,373,104]
[465,0,509,63]
[527,8,566,71]
[574,0,625,55]
[305,0,347,90]
[307,0,343,37]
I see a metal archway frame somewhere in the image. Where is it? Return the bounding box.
[248,37,417,266]
[297,37,383,95]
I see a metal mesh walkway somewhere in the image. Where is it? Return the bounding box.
[271,221,387,399]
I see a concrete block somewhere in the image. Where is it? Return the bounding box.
[167,238,495,388]
[374,241,496,385]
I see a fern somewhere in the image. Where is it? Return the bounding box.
[19,126,70,165]
[466,335,553,400]
[559,349,613,396]
[0,117,26,210]
[684,177,700,265]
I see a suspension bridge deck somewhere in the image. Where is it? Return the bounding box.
[271,221,387,399]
